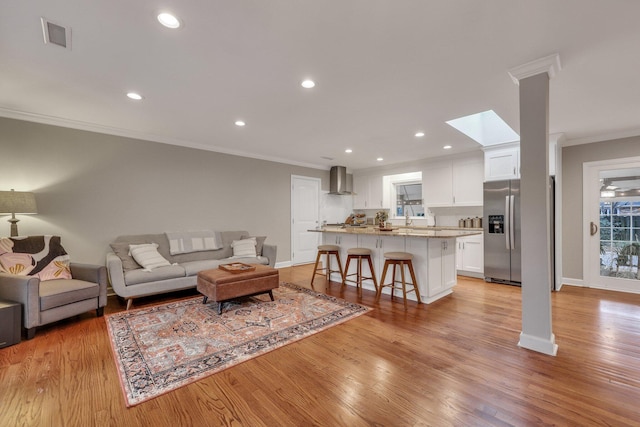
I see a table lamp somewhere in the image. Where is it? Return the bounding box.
[0,189,38,237]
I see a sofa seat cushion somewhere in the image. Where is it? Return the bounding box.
[124,265,186,286]
[181,257,269,276]
[39,279,99,311]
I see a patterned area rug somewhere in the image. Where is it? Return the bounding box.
[105,283,370,406]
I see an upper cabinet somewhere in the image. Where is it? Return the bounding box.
[353,174,385,209]
[484,138,559,181]
[484,144,520,181]
[422,156,483,207]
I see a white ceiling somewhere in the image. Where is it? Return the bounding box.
[2,1,640,171]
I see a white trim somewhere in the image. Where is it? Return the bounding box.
[561,277,584,288]
[518,332,558,356]
[275,261,292,269]
[508,53,562,85]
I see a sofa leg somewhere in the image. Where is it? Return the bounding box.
[25,327,36,340]
[126,298,133,310]
[97,307,104,317]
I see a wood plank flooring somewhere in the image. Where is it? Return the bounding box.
[2,264,640,426]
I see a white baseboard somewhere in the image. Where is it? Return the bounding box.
[275,261,293,268]
[518,332,558,356]
[560,277,584,289]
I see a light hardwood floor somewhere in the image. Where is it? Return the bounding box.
[2,264,640,426]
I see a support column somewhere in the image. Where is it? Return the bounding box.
[508,54,561,356]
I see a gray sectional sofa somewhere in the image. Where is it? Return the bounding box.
[106,230,276,309]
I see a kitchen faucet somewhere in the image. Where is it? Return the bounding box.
[405,211,413,226]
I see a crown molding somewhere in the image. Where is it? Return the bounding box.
[508,53,562,85]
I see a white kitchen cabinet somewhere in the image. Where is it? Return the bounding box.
[452,158,484,205]
[484,145,520,181]
[423,157,483,207]
[427,238,457,302]
[353,174,385,209]
[456,234,484,278]
[404,237,456,303]
[422,163,454,207]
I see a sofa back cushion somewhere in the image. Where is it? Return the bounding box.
[111,231,252,271]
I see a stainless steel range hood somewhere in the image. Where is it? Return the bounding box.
[329,166,352,195]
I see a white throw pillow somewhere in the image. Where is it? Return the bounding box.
[231,238,257,258]
[128,243,171,271]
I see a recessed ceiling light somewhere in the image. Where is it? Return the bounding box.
[157,12,181,29]
[345,149,353,153]
[415,132,425,137]
[126,92,143,100]
[301,80,315,89]
[443,145,452,150]
[235,120,246,127]
[376,157,384,162]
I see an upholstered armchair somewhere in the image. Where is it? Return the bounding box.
[0,236,107,339]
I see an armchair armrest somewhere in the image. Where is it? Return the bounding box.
[70,263,108,308]
[0,272,41,329]
[262,244,277,267]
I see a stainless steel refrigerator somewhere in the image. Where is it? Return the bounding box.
[483,178,555,288]
[484,180,522,285]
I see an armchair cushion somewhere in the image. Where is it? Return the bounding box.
[39,279,100,311]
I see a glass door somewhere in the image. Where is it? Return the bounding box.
[587,163,640,292]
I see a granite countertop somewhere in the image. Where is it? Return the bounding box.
[310,225,482,238]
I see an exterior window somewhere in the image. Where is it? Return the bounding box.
[394,182,424,217]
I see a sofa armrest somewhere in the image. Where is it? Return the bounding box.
[106,252,127,297]
[262,244,277,267]
[0,272,41,329]
[70,263,108,308]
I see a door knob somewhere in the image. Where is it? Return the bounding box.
[590,222,598,236]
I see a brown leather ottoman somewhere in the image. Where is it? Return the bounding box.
[197,264,279,314]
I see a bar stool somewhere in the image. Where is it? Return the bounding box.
[311,245,344,290]
[342,247,378,297]
[375,252,422,309]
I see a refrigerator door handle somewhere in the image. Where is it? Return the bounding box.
[505,195,511,249]
[509,195,516,250]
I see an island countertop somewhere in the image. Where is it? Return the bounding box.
[309,226,482,239]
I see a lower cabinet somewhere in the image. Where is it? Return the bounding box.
[456,235,484,278]
[406,237,456,303]
[322,233,357,282]
[357,235,405,294]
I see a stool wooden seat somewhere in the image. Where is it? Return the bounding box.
[311,245,344,290]
[342,247,377,297]
[375,251,422,309]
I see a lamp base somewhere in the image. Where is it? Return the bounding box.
[8,217,19,237]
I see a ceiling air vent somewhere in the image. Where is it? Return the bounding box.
[41,18,71,49]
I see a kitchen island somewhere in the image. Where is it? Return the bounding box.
[311,226,481,304]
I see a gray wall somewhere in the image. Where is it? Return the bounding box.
[562,135,640,280]
[0,117,328,265]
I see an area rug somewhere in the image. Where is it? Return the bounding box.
[105,282,370,406]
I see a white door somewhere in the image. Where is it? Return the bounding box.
[291,175,320,265]
[584,158,640,292]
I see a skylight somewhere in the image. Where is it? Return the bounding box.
[446,110,519,146]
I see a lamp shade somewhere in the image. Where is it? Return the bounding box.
[0,190,38,214]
